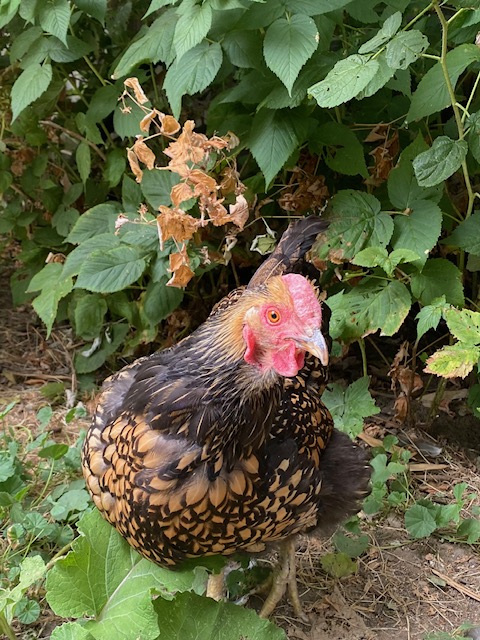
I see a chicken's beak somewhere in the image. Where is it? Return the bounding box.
[295,328,329,367]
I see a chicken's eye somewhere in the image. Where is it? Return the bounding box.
[266,308,281,324]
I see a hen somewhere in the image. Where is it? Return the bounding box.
[82,217,370,617]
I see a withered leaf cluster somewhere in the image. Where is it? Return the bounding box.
[123,78,247,288]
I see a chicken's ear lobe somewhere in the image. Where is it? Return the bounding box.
[243,324,259,368]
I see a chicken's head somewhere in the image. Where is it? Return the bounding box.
[242,273,328,377]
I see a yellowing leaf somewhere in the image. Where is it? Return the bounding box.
[425,344,480,379]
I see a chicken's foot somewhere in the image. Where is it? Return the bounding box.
[259,538,307,621]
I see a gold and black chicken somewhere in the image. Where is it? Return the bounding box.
[82,217,370,617]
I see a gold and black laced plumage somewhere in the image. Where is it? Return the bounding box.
[82,217,370,616]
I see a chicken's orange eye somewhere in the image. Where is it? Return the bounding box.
[266,309,281,324]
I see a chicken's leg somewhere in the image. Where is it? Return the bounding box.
[259,538,307,621]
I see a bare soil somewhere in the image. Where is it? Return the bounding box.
[1,258,479,640]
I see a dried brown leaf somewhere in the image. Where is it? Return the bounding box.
[204,198,229,226]
[133,139,155,170]
[171,182,194,207]
[161,114,181,135]
[140,109,160,133]
[228,194,249,230]
[157,206,199,247]
[219,166,240,196]
[127,147,143,183]
[167,263,195,288]
[189,169,217,197]
[124,77,149,105]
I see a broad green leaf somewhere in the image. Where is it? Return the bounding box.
[76,142,91,184]
[444,308,480,345]
[74,294,108,339]
[51,622,95,640]
[113,13,177,77]
[46,510,207,640]
[411,258,464,307]
[405,505,438,538]
[391,200,442,268]
[332,531,370,558]
[353,247,420,276]
[142,279,184,325]
[467,111,480,163]
[74,324,129,374]
[415,296,447,340]
[314,122,368,177]
[320,553,357,578]
[27,263,74,336]
[358,11,402,53]
[75,246,147,293]
[222,30,263,69]
[444,211,480,256]
[322,376,379,438]
[387,135,442,209]
[38,0,70,45]
[407,44,480,122]
[317,190,393,261]
[385,30,428,70]
[141,169,179,209]
[63,234,121,278]
[263,15,318,95]
[355,52,395,99]
[285,0,354,14]
[104,149,126,188]
[0,556,46,624]
[425,344,480,379]
[73,0,107,23]
[66,203,123,244]
[113,100,151,139]
[309,54,379,107]
[144,0,177,17]
[413,136,468,187]
[249,109,300,187]
[86,85,120,124]
[327,280,411,341]
[174,0,212,60]
[154,591,286,640]
[0,0,20,29]
[11,63,52,121]
[457,518,480,544]
[164,41,222,118]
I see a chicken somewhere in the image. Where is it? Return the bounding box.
[82,217,370,617]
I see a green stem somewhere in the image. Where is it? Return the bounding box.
[0,612,17,640]
[403,1,434,31]
[434,2,475,220]
[39,120,107,162]
[358,338,368,378]
[463,71,480,123]
[83,56,108,87]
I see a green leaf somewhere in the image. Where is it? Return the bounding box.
[113,100,151,139]
[63,234,121,278]
[407,44,480,122]
[314,122,368,177]
[46,510,206,640]
[467,111,480,163]
[355,51,395,99]
[411,258,464,307]
[222,30,263,69]
[317,190,393,261]
[164,41,222,118]
[444,211,480,256]
[142,279,183,326]
[263,15,318,95]
[413,136,468,187]
[73,0,107,23]
[353,247,420,276]
[327,280,411,341]
[75,246,147,293]
[51,622,95,640]
[104,149,126,188]
[74,293,108,339]
[405,504,438,538]
[444,308,480,345]
[391,200,443,268]
[309,54,379,108]
[425,344,480,379]
[76,142,91,184]
[38,0,70,45]
[38,443,69,460]
[27,264,74,336]
[457,518,480,544]
[249,109,300,187]
[385,30,428,70]
[74,324,129,374]
[174,0,212,60]
[358,11,402,53]
[141,169,179,209]
[332,531,370,558]
[11,63,52,122]
[0,556,46,624]
[66,203,123,244]
[416,296,447,340]
[320,552,357,578]
[154,591,286,640]
[15,598,40,624]
[322,376,379,438]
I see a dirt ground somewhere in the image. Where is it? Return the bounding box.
[1,259,480,640]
